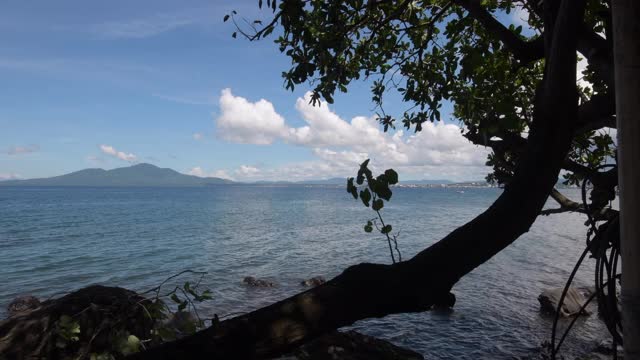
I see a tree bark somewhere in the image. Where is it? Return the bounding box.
[128,1,585,359]
[612,0,640,358]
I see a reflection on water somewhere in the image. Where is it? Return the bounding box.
[0,186,610,359]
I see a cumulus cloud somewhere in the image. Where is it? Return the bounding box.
[237,165,261,177]
[216,88,289,145]
[187,166,234,180]
[188,166,205,177]
[100,144,137,163]
[214,90,490,181]
[7,144,39,155]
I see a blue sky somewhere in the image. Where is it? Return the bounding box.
[0,1,532,182]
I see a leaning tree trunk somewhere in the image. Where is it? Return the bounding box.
[128,1,585,359]
[612,0,640,358]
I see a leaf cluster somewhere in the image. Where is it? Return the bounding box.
[347,159,401,262]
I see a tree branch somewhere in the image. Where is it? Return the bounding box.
[542,188,619,220]
[574,92,617,133]
[126,2,586,359]
[454,0,543,64]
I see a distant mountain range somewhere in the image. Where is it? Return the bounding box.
[0,163,233,187]
[0,163,481,187]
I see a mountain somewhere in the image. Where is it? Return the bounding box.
[247,178,466,186]
[400,179,454,185]
[296,177,344,185]
[0,163,234,187]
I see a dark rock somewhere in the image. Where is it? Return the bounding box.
[538,287,590,317]
[575,339,624,360]
[243,276,276,287]
[433,292,456,309]
[165,310,197,337]
[594,339,624,356]
[7,295,40,316]
[301,276,326,287]
[290,330,424,360]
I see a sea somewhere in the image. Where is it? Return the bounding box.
[0,185,612,359]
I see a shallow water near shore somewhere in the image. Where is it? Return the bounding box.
[0,185,611,359]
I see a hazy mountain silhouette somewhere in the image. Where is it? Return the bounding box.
[0,163,479,187]
[0,163,233,187]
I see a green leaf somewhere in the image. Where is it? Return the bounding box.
[118,335,141,356]
[223,14,230,22]
[364,224,373,233]
[376,184,392,201]
[200,290,213,301]
[178,300,188,312]
[381,225,392,234]
[372,199,384,211]
[384,169,398,185]
[360,188,371,207]
[118,334,141,356]
[356,159,371,185]
[347,177,358,199]
[170,294,181,304]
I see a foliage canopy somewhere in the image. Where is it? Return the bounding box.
[228,0,616,207]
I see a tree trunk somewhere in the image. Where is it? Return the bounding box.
[128,1,585,359]
[612,1,640,358]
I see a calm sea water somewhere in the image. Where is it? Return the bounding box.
[0,186,610,359]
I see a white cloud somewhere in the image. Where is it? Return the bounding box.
[216,89,289,145]
[187,166,234,180]
[187,166,205,177]
[211,169,234,180]
[0,173,22,181]
[214,90,491,181]
[510,6,530,28]
[100,144,137,163]
[237,165,261,177]
[577,56,591,90]
[193,132,204,140]
[7,144,39,155]
[93,12,200,39]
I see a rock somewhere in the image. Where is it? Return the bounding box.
[432,292,456,309]
[301,276,326,287]
[243,276,276,287]
[575,339,624,360]
[594,339,624,356]
[290,330,424,360]
[165,310,197,337]
[538,287,590,317]
[6,295,40,316]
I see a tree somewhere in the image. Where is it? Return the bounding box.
[612,1,640,359]
[129,0,622,358]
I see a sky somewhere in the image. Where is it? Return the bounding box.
[0,1,532,182]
